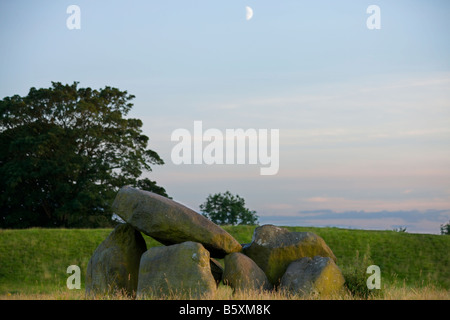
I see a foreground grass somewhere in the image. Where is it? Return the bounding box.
[1,226,449,299]
[1,283,449,300]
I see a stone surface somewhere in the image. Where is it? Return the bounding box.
[222,252,271,292]
[242,224,337,286]
[280,256,345,297]
[137,241,216,298]
[112,186,242,258]
[85,223,147,296]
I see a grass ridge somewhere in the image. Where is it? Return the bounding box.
[0,226,449,298]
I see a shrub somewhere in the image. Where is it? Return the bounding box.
[342,246,382,299]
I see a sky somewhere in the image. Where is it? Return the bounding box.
[1,1,450,234]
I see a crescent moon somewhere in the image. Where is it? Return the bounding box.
[246,6,253,21]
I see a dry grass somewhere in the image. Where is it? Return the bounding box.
[380,285,450,300]
[1,283,448,300]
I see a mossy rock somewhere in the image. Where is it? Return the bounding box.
[222,252,271,292]
[243,225,337,286]
[112,186,242,258]
[280,256,345,297]
[137,241,216,298]
[85,223,147,296]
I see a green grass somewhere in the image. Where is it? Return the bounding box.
[0,226,449,297]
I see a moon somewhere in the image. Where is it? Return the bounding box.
[246,6,253,21]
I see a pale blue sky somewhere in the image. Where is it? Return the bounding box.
[1,1,450,233]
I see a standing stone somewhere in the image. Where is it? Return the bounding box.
[222,252,271,292]
[112,186,242,258]
[242,224,336,286]
[137,241,216,299]
[280,256,345,297]
[85,223,147,296]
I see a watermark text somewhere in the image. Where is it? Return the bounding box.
[171,121,279,175]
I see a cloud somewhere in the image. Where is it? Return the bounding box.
[259,209,450,234]
[297,209,450,223]
[265,203,295,210]
[300,196,450,212]
[135,71,450,236]
[306,197,331,203]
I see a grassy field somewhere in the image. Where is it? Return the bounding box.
[0,225,449,299]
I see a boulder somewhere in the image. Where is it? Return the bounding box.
[85,223,147,296]
[222,252,271,292]
[242,224,336,286]
[280,256,345,297]
[112,186,242,258]
[137,241,216,298]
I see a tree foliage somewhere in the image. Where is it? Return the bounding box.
[441,221,450,235]
[200,191,258,226]
[0,82,167,228]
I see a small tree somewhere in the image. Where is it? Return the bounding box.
[441,221,450,235]
[393,226,407,233]
[200,191,258,226]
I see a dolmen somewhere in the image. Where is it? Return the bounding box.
[85,185,345,298]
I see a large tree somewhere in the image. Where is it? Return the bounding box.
[0,82,167,228]
[200,191,258,226]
